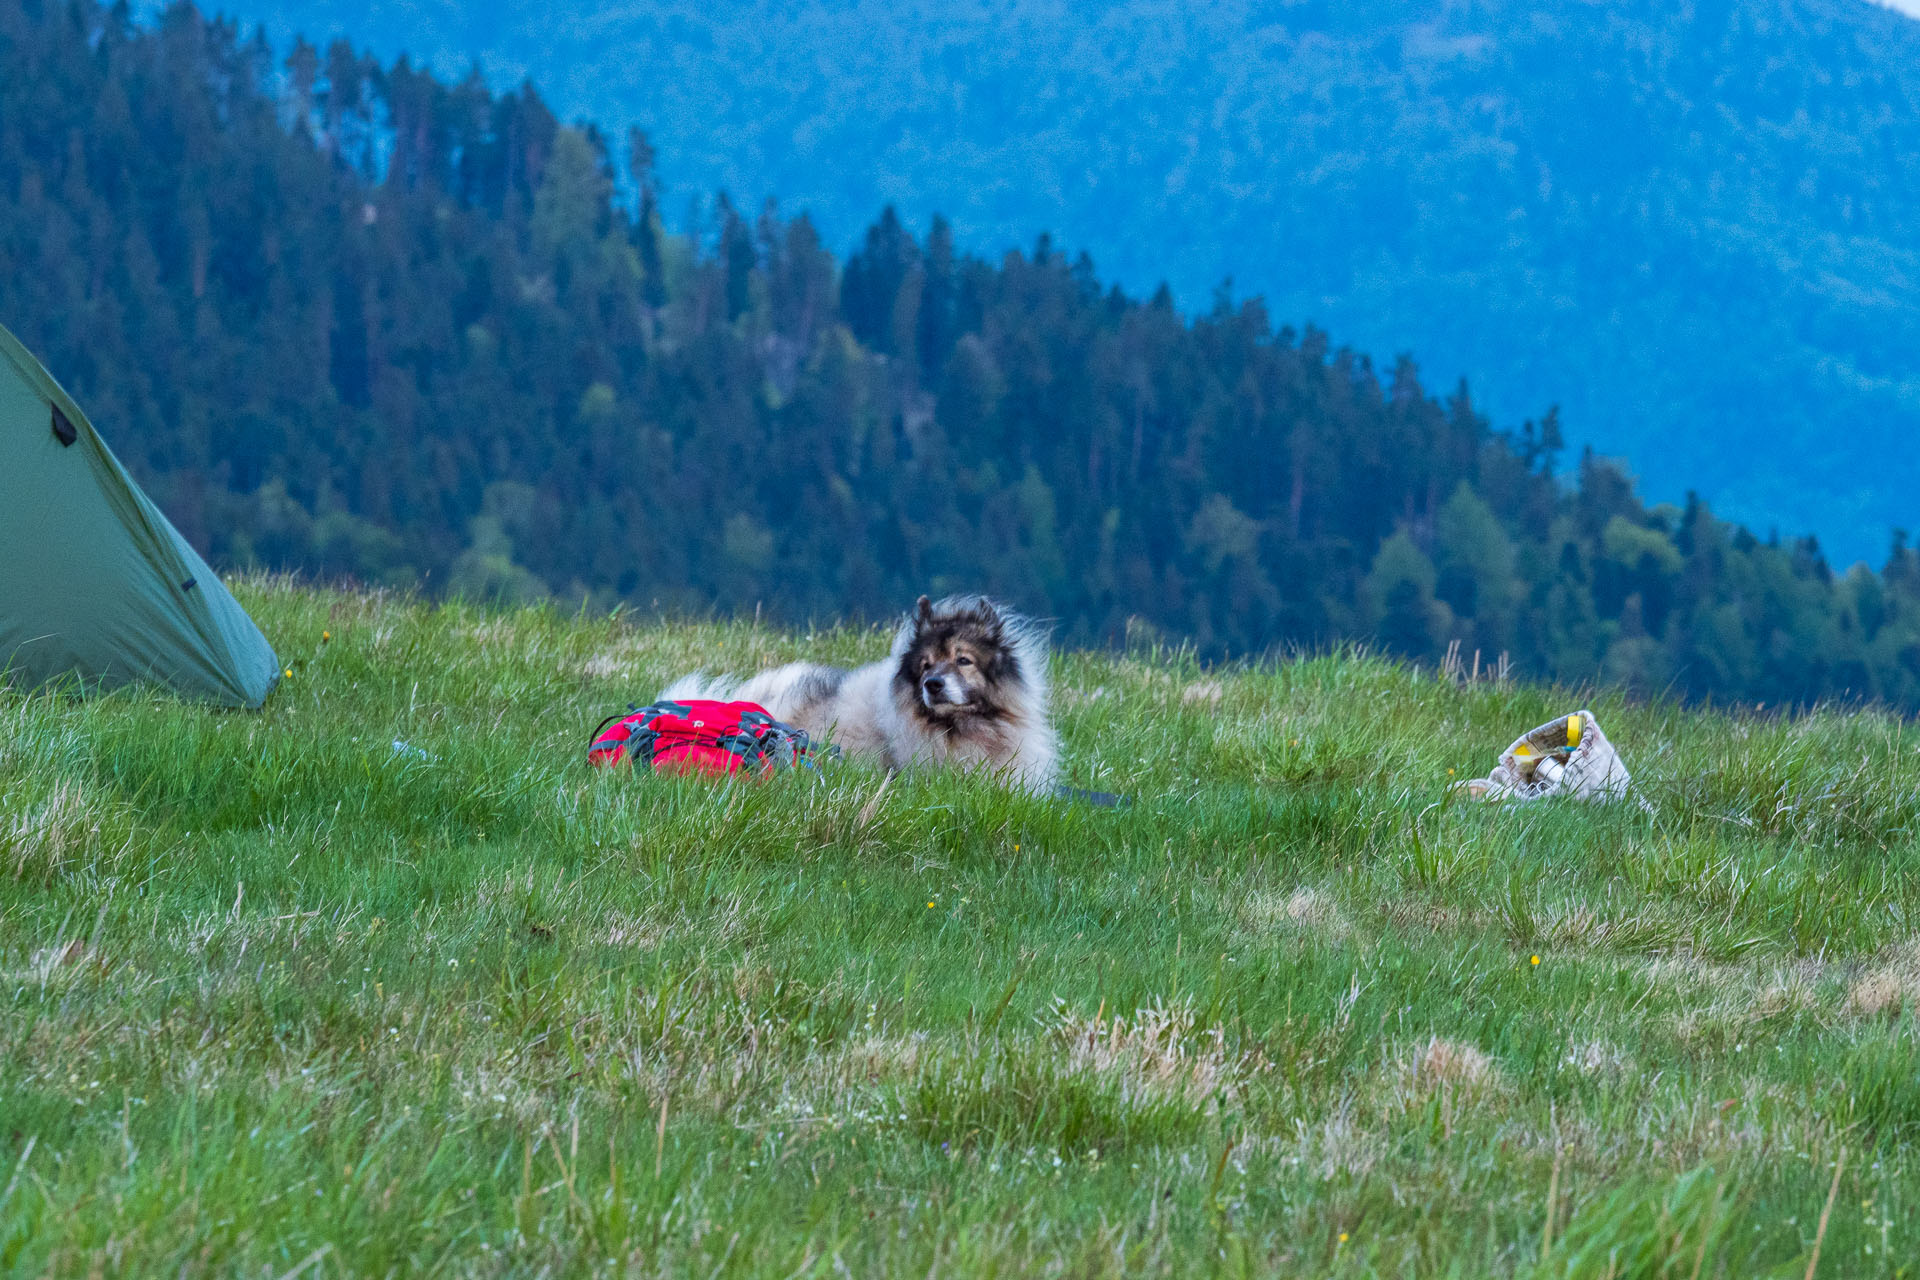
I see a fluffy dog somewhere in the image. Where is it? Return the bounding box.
[660,595,1057,793]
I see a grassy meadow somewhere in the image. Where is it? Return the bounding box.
[4,578,1920,1276]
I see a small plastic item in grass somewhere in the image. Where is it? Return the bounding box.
[1455,709,1632,803]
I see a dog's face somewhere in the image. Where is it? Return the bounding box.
[895,595,1019,720]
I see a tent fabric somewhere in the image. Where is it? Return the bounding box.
[0,321,279,709]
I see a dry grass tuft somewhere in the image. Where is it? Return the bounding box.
[1237,885,1350,938]
[581,650,642,681]
[1562,1038,1632,1077]
[1539,901,1687,954]
[604,911,667,949]
[1410,1037,1498,1093]
[451,1065,553,1126]
[1048,999,1235,1103]
[1264,1097,1387,1181]
[1283,887,1342,929]
[1,937,98,992]
[1180,680,1225,706]
[3,780,129,883]
[459,617,535,651]
[602,896,758,950]
[1847,939,1920,1017]
[1654,957,1830,1050]
[1055,685,1112,710]
[1379,899,1470,934]
[1749,963,1826,1022]
[840,1033,932,1084]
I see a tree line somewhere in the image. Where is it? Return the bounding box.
[3,0,1917,708]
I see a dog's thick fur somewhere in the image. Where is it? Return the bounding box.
[661,595,1057,793]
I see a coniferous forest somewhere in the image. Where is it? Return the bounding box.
[5,0,1919,709]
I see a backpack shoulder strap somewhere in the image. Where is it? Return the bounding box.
[587,702,651,765]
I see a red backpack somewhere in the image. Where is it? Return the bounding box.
[587,699,816,777]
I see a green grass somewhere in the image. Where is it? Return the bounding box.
[2,578,1917,1276]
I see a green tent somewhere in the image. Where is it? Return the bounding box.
[0,321,279,708]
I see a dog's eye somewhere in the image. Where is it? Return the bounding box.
[955,655,973,667]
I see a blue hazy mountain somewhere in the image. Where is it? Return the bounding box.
[186,0,1920,562]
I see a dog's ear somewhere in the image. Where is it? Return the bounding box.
[974,598,1004,639]
[915,595,934,626]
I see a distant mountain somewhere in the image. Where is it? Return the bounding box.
[19,0,1920,708]
[161,0,1920,562]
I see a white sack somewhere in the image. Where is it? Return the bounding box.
[1457,709,1632,803]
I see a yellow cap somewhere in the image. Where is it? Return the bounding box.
[1566,714,1582,748]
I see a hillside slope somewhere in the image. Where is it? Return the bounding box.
[1,581,1916,1271]
[183,0,1920,559]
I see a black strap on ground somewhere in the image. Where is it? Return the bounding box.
[1055,785,1129,809]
